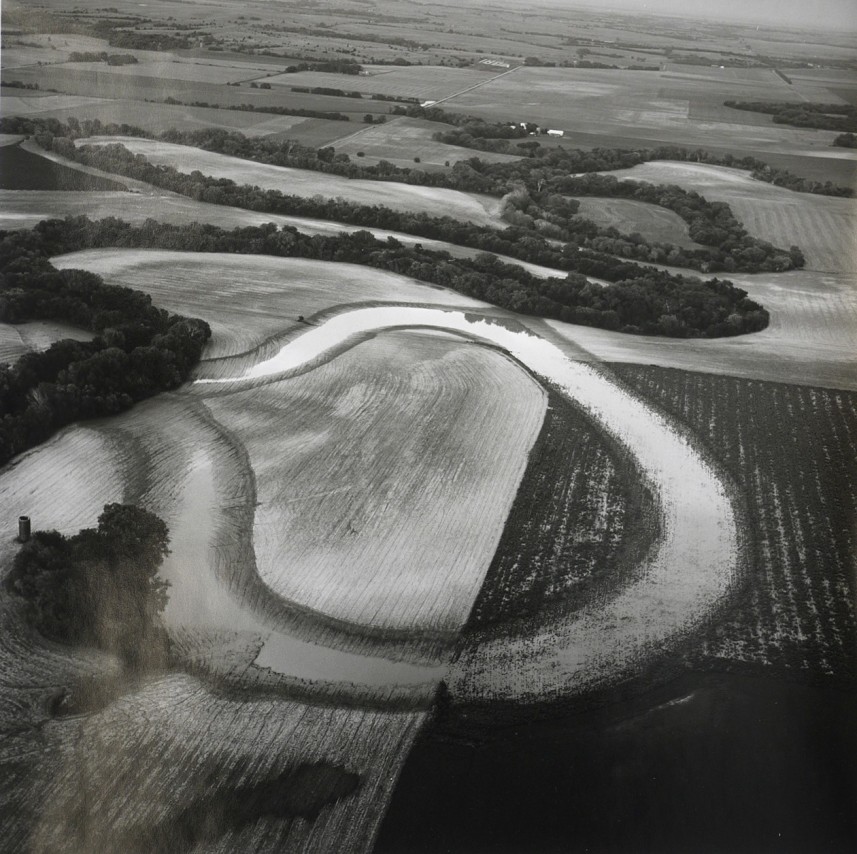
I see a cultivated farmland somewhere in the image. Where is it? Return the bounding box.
[0,320,93,364]
[615,367,857,678]
[602,161,857,272]
[79,136,506,225]
[547,268,857,391]
[205,330,545,643]
[264,65,500,101]
[52,250,488,359]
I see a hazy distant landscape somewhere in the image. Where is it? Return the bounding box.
[1,0,855,852]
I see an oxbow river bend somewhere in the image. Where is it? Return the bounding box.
[199,306,741,698]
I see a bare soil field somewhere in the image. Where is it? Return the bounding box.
[51,250,488,360]
[325,116,521,167]
[0,427,125,570]
[80,136,505,225]
[574,196,701,248]
[206,330,545,639]
[602,161,857,272]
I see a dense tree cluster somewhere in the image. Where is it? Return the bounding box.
[67,51,138,65]
[5,504,170,669]
[547,172,805,272]
[833,132,857,149]
[0,222,211,465]
[14,216,768,346]
[53,130,803,274]
[724,101,857,133]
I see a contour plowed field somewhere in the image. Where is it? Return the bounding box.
[79,137,505,226]
[603,161,857,273]
[52,250,487,359]
[206,329,546,638]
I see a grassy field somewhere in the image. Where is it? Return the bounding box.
[574,196,701,248]
[615,367,857,678]
[81,136,505,225]
[325,116,520,167]
[603,161,857,272]
[206,329,545,640]
[51,249,488,360]
[0,320,93,365]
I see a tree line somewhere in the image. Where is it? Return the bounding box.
[0,221,211,466]
[18,214,769,343]
[50,127,804,275]
[5,114,810,275]
[724,100,857,133]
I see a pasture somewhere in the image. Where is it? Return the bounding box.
[326,116,521,167]
[574,196,701,248]
[79,136,506,225]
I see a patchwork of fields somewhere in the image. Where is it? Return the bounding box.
[603,161,857,273]
[1,9,856,850]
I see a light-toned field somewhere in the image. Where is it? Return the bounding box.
[50,57,261,85]
[326,116,520,167]
[265,65,496,100]
[80,136,505,226]
[4,188,577,282]
[0,320,93,364]
[52,250,488,359]
[547,269,857,391]
[574,196,701,248]
[206,330,545,637]
[602,161,857,272]
[210,305,740,700]
[3,93,320,136]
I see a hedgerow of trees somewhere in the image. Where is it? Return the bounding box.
[2,115,809,275]
[5,503,170,669]
[11,214,769,343]
[0,222,211,465]
[724,100,857,133]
